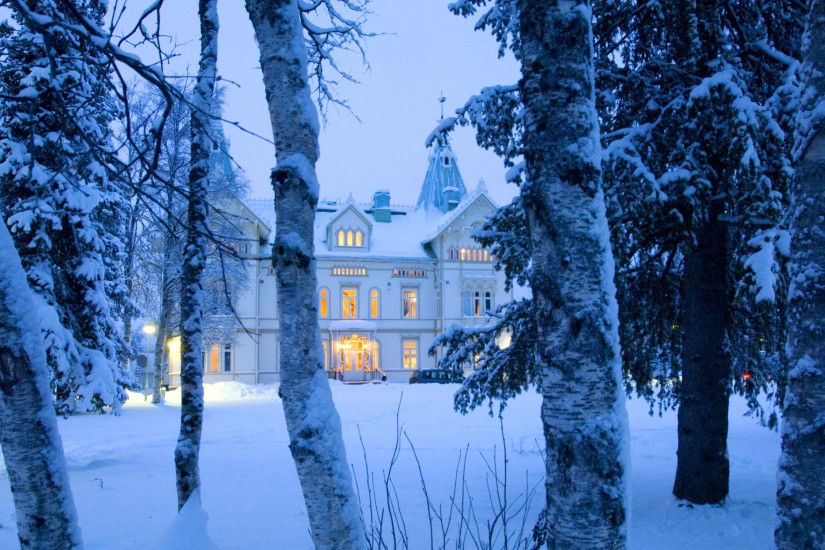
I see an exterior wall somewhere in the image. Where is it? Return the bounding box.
[195,193,512,386]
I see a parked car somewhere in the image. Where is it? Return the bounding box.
[409,368,458,384]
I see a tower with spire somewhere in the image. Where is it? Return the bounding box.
[415,94,468,213]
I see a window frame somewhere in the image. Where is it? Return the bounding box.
[402,287,418,319]
[369,288,380,319]
[402,339,418,370]
[341,287,358,319]
[319,287,330,318]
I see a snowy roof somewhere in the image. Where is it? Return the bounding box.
[415,139,468,213]
[243,191,497,261]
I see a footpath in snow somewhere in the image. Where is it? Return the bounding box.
[0,382,779,549]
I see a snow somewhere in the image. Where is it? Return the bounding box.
[0,382,781,549]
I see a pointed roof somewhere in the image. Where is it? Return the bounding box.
[416,137,468,213]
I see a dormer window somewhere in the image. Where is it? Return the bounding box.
[444,156,450,166]
[336,227,365,248]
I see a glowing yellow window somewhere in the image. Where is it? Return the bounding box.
[370,289,380,318]
[342,288,357,318]
[337,230,345,246]
[346,230,354,247]
[319,288,329,318]
[209,343,220,373]
[402,289,417,319]
[355,230,363,247]
[402,340,418,369]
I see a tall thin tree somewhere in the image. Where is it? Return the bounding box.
[775,0,825,546]
[244,0,366,546]
[174,0,219,511]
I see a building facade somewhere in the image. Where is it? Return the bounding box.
[184,140,512,384]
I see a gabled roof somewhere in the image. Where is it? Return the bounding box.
[325,200,374,232]
[420,189,497,245]
[415,139,468,213]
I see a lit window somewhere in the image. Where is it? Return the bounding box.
[462,291,472,316]
[355,230,363,247]
[223,343,232,372]
[474,291,481,316]
[402,289,417,319]
[319,288,329,318]
[337,230,345,246]
[485,291,493,312]
[209,343,219,373]
[347,230,354,247]
[460,248,467,261]
[370,288,380,318]
[342,288,358,318]
[403,340,418,369]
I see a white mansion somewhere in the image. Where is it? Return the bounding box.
[177,140,513,384]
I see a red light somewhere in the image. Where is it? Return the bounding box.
[742,372,753,381]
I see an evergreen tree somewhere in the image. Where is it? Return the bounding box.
[594,0,803,503]
[0,0,131,414]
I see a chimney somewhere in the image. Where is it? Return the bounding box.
[372,190,391,223]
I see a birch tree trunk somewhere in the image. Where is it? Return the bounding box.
[776,1,825,546]
[517,1,628,547]
[244,1,366,547]
[0,221,83,549]
[152,232,176,405]
[174,0,218,511]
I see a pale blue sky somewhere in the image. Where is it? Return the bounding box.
[125,0,520,206]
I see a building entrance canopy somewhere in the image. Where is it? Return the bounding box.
[328,321,383,383]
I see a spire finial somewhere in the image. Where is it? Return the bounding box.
[439,92,446,120]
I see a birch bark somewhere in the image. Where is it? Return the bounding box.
[244,1,366,547]
[0,221,83,549]
[517,1,628,547]
[174,0,219,511]
[775,1,825,546]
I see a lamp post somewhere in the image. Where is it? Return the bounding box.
[142,323,157,401]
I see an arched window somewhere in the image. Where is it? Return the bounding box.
[474,291,481,316]
[460,248,467,261]
[355,230,363,247]
[346,230,354,247]
[337,230,345,246]
[370,288,380,318]
[319,287,329,318]
[484,291,492,312]
[472,249,478,262]
[462,291,472,316]
[444,156,450,166]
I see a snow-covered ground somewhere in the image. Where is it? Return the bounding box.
[0,382,779,549]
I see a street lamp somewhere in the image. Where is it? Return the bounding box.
[142,323,157,401]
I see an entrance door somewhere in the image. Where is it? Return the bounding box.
[341,336,367,382]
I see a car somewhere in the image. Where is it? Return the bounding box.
[409,368,458,384]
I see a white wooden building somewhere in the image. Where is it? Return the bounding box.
[183,139,513,384]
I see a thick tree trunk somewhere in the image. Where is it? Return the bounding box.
[244,1,366,547]
[0,222,83,549]
[517,1,628,547]
[673,206,730,504]
[776,2,825,546]
[174,0,218,511]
